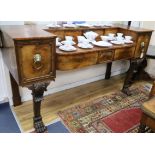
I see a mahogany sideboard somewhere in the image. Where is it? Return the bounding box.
[0,24,153,132]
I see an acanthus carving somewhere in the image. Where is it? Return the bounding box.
[28,81,50,133]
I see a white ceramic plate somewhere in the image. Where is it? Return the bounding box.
[111,40,125,45]
[59,45,77,52]
[78,43,93,49]
[61,40,76,45]
[124,40,133,44]
[92,41,112,47]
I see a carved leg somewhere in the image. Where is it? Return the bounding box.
[105,62,112,79]
[122,57,150,95]
[136,57,152,81]
[29,82,50,133]
[122,59,138,95]
[10,72,22,106]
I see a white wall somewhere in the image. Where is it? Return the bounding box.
[0,49,7,102]
[140,21,155,77]
[141,21,155,46]
[0,49,13,104]
[0,21,23,104]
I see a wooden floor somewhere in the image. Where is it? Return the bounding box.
[13,74,147,132]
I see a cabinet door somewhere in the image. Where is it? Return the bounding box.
[16,39,56,86]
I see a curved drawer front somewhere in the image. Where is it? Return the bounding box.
[16,39,56,86]
[114,47,135,60]
[56,52,98,70]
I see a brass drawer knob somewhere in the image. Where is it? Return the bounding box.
[140,42,145,58]
[141,42,145,47]
[33,54,43,70]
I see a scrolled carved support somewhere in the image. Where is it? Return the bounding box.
[28,82,50,133]
[122,41,153,95]
[122,42,146,95]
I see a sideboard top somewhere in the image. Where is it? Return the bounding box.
[0,25,56,41]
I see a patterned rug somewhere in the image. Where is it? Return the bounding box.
[58,85,150,133]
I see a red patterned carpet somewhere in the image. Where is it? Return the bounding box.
[58,85,149,133]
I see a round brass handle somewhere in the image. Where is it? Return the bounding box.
[33,54,43,70]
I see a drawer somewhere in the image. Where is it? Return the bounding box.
[16,39,56,86]
[97,50,113,64]
[114,47,135,60]
[56,52,98,70]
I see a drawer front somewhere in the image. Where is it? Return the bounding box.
[16,39,56,86]
[114,47,135,60]
[98,50,113,64]
[57,52,98,70]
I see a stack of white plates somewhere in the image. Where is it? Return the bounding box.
[59,45,77,52]
[92,41,112,47]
